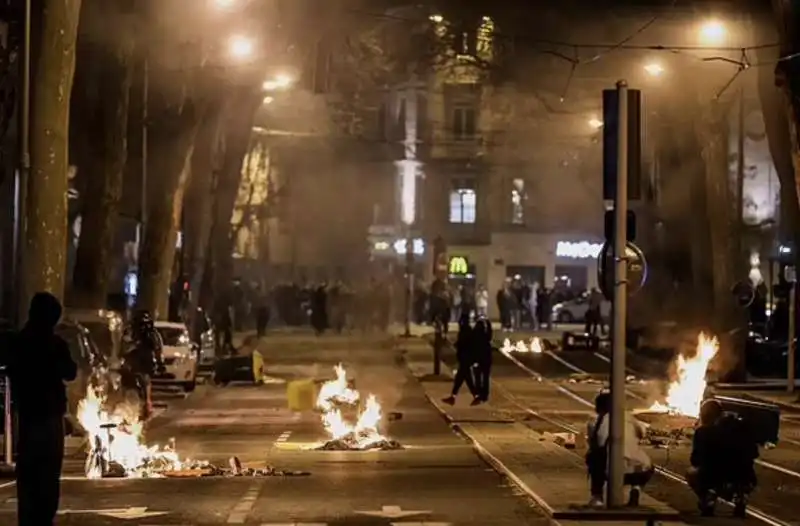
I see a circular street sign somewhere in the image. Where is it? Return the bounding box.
[597,242,648,300]
[731,280,755,308]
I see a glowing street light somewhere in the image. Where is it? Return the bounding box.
[699,19,725,45]
[588,117,603,130]
[262,73,293,91]
[213,0,235,8]
[228,35,254,61]
[263,96,274,105]
[644,62,664,77]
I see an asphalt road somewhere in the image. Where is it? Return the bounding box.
[438,341,800,526]
[0,334,551,526]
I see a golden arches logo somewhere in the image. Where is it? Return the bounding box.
[449,256,469,275]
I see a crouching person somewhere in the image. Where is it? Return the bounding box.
[586,391,655,507]
[687,399,758,517]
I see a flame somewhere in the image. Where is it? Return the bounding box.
[316,364,387,448]
[500,337,543,354]
[78,384,197,478]
[649,332,719,417]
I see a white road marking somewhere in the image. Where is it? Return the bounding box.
[59,507,168,520]
[174,413,300,427]
[226,481,264,524]
[355,505,431,519]
[274,431,292,444]
[0,481,14,489]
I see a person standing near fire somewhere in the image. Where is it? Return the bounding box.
[442,313,480,406]
[1,293,77,526]
[472,314,493,402]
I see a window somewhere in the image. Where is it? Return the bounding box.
[453,106,476,139]
[510,178,525,224]
[449,180,477,224]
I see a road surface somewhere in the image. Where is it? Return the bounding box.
[0,334,551,526]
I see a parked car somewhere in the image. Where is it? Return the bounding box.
[552,296,611,324]
[154,321,199,391]
[190,308,216,363]
[65,309,124,367]
[56,319,109,436]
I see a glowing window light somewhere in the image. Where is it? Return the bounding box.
[556,241,603,259]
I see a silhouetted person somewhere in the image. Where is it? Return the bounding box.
[311,283,329,335]
[4,292,77,526]
[442,314,479,406]
[255,297,270,338]
[473,316,493,402]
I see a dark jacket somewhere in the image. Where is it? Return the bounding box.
[3,293,77,421]
[454,321,475,364]
[472,319,493,364]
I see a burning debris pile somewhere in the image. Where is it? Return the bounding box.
[500,337,544,354]
[314,365,403,451]
[647,332,719,418]
[79,386,308,478]
[79,386,194,478]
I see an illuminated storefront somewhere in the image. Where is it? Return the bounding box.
[442,233,602,318]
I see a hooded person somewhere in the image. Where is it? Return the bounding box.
[442,313,480,406]
[2,292,77,526]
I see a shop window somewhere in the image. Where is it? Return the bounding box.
[510,178,525,224]
[449,179,476,224]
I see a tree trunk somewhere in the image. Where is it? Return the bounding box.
[203,91,260,308]
[136,101,201,318]
[71,2,133,308]
[771,1,800,265]
[184,99,224,316]
[24,0,82,313]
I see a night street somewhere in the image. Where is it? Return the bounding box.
[438,334,800,526]
[0,335,550,526]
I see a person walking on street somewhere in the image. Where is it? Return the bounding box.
[473,315,493,403]
[442,313,479,406]
[2,292,78,526]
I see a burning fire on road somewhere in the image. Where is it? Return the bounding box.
[500,337,543,354]
[78,385,205,478]
[314,364,402,451]
[647,332,719,418]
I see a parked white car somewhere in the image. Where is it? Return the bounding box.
[154,321,199,391]
[552,296,611,324]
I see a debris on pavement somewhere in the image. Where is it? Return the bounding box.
[541,431,577,449]
[315,434,405,451]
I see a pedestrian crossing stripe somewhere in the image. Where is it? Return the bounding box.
[173,414,301,427]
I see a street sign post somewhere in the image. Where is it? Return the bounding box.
[603,88,642,201]
[597,242,647,300]
[606,80,630,508]
[787,266,796,394]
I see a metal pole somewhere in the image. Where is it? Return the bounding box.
[607,80,629,508]
[788,281,796,394]
[736,86,745,259]
[5,0,33,468]
[138,57,148,267]
[404,231,413,337]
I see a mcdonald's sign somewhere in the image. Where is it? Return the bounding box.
[448,256,469,275]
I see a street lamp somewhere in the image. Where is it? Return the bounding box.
[699,19,725,45]
[228,35,255,61]
[213,0,236,9]
[588,117,603,130]
[643,62,664,77]
[262,96,274,105]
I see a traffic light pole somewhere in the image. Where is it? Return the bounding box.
[607,80,629,508]
[788,281,796,394]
